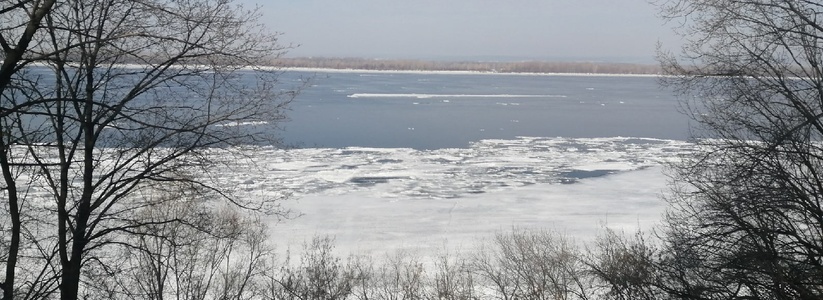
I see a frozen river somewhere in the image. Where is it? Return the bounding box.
[263,70,691,255]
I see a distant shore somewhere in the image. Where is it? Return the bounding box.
[277,57,663,76]
[282,67,662,77]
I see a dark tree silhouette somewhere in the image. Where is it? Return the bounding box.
[0,1,294,299]
[657,0,823,299]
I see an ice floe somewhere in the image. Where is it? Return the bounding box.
[218,137,694,256]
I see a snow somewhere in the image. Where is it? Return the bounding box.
[270,166,671,257]
[242,137,693,256]
[214,120,270,127]
[347,93,568,99]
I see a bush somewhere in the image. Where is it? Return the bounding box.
[471,229,590,300]
[585,228,659,300]
[271,236,358,300]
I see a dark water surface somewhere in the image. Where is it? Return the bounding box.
[280,71,690,149]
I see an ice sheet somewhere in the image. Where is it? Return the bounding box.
[230,137,694,256]
[233,137,689,200]
[270,166,670,256]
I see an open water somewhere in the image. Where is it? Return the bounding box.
[279,71,690,149]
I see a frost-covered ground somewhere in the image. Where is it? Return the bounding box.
[227,137,693,256]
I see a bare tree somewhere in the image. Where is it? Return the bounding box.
[0,2,60,299]
[656,0,823,299]
[0,0,294,299]
[429,252,475,300]
[77,188,276,300]
[584,228,659,300]
[471,229,589,300]
[270,236,359,300]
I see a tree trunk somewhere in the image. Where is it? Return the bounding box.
[0,2,58,299]
[59,203,90,300]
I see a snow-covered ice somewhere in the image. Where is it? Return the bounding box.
[224,137,693,256]
[271,166,671,257]
[347,93,568,99]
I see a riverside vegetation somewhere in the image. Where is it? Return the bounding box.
[277,57,662,75]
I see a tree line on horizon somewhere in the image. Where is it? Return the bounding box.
[276,57,663,75]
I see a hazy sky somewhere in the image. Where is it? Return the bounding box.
[240,0,681,63]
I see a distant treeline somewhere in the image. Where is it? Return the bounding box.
[276,57,662,74]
